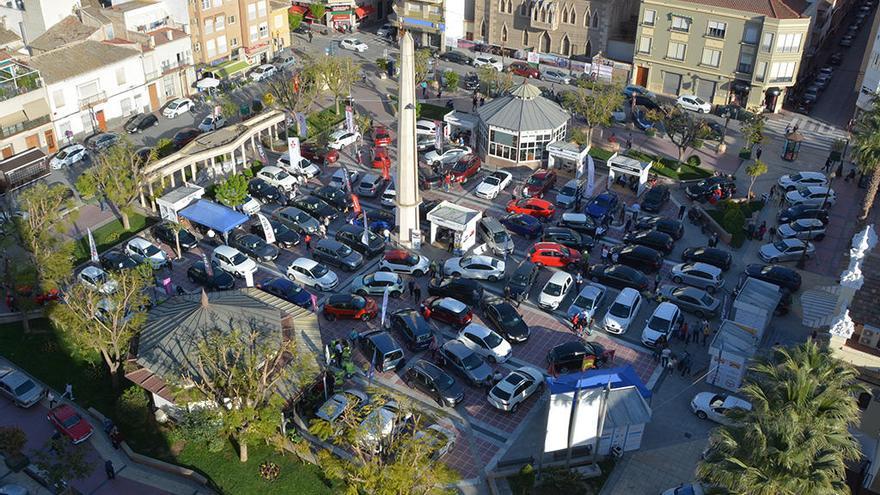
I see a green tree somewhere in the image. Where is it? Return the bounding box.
[309,3,325,20]
[219,94,239,121]
[854,100,880,221]
[698,341,863,494]
[265,63,318,116]
[288,12,303,32]
[649,106,703,161]
[32,436,91,489]
[561,81,625,144]
[306,56,361,113]
[444,70,460,90]
[415,48,433,84]
[213,174,249,208]
[477,65,514,96]
[75,138,144,230]
[176,408,226,453]
[746,159,768,200]
[49,263,152,390]
[0,426,26,457]
[740,113,767,153]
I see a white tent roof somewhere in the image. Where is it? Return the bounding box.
[709,320,759,359]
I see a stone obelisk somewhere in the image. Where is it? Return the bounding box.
[395,32,421,249]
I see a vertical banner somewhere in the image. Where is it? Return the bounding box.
[527,51,540,64]
[202,252,212,276]
[87,228,99,263]
[351,194,361,214]
[256,142,267,164]
[434,120,443,150]
[340,163,352,193]
[345,105,355,133]
[587,154,595,194]
[244,270,254,288]
[287,136,302,168]
[361,210,370,245]
[310,293,318,312]
[257,213,275,244]
[380,286,390,326]
[296,112,308,138]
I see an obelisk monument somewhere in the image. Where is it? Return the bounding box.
[395,32,421,249]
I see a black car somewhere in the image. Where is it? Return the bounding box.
[248,178,284,204]
[172,128,201,149]
[335,223,386,257]
[588,264,650,291]
[312,185,354,212]
[229,232,279,262]
[387,309,434,351]
[359,330,406,372]
[541,227,594,252]
[440,50,473,65]
[186,260,235,291]
[99,250,139,271]
[557,214,607,238]
[633,95,660,110]
[744,264,802,292]
[685,176,736,202]
[635,217,684,240]
[504,260,540,305]
[291,196,339,225]
[547,341,607,374]
[419,199,441,228]
[152,223,198,251]
[463,72,480,91]
[419,167,444,190]
[640,185,670,213]
[609,245,663,273]
[123,113,158,133]
[623,229,674,254]
[357,208,396,233]
[681,247,733,271]
[257,277,312,308]
[249,219,301,248]
[777,204,830,225]
[404,359,464,407]
[427,277,484,306]
[312,238,363,271]
[830,52,843,65]
[482,298,530,343]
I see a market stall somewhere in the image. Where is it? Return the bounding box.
[426,201,481,254]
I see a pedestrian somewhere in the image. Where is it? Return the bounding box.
[429,260,439,280]
[110,426,122,449]
[702,320,711,346]
[846,169,857,182]
[778,193,786,208]
[792,124,799,133]
[47,391,56,409]
[575,272,583,292]
[679,352,691,377]
[626,134,633,150]
[709,231,718,247]
[308,30,313,43]
[437,88,442,99]
[755,146,763,160]
[413,285,421,303]
[654,273,662,292]
[304,234,312,252]
[601,245,609,263]
[770,184,778,199]
[472,94,478,112]
[63,383,74,401]
[768,226,777,241]
[680,321,689,345]
[757,221,767,241]
[836,162,844,179]
[105,460,115,480]
[407,279,415,296]
[422,85,428,99]
[318,223,327,238]
[479,96,485,106]
[661,346,672,368]
[678,204,687,220]
[382,228,391,243]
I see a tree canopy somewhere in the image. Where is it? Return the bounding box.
[75,138,149,230]
[214,174,249,209]
[561,81,625,143]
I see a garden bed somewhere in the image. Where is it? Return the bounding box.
[624,150,713,181]
[73,211,154,265]
[707,200,764,248]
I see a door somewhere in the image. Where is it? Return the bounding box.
[95,110,107,131]
[24,134,39,150]
[696,79,716,103]
[1,146,11,158]
[636,66,648,87]
[662,72,682,95]
[148,83,160,111]
[45,130,57,153]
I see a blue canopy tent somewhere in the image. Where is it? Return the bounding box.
[178,200,249,238]
[545,365,651,400]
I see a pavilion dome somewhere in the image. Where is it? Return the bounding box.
[477,82,570,132]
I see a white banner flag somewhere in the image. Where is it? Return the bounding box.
[257,213,275,244]
[256,142,267,164]
[287,137,301,170]
[345,105,355,133]
[587,154,595,195]
[362,211,370,245]
[434,120,443,150]
[87,228,99,263]
[202,252,212,276]
[380,286,390,326]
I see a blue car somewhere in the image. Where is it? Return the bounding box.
[500,213,543,239]
[257,277,312,308]
[355,209,395,233]
[586,192,619,221]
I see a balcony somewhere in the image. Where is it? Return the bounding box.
[0,114,51,139]
[0,61,42,104]
[79,91,107,110]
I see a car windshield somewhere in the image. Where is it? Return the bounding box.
[484,176,501,186]
[609,302,632,318]
[295,212,310,222]
[312,264,329,277]
[57,150,69,159]
[169,101,180,109]
[143,244,161,257]
[701,294,715,306]
[545,283,563,296]
[493,231,509,243]
[772,241,790,251]
[527,175,544,185]
[594,196,612,207]
[461,351,483,370]
[492,388,512,401]
[694,97,706,104]
[573,294,597,309]
[336,244,353,256]
[452,161,468,172]
[14,380,34,396]
[648,316,672,331]
[231,252,249,265]
[560,185,577,196]
[789,173,803,181]
[484,332,503,348]
[796,187,812,196]
[351,297,366,309]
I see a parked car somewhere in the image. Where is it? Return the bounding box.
[85,133,119,152]
[685,176,736,202]
[50,144,88,169]
[257,277,312,308]
[500,213,543,238]
[313,185,354,212]
[487,366,544,412]
[186,259,235,291]
[785,186,836,207]
[257,166,299,191]
[609,244,663,273]
[547,341,607,374]
[691,392,752,425]
[458,323,512,363]
[658,285,721,318]
[623,85,655,99]
[640,185,670,213]
[229,232,280,262]
[340,37,368,52]
[744,264,802,291]
[357,207,395,233]
[77,266,117,294]
[473,55,503,71]
[641,302,683,347]
[416,119,438,136]
[759,238,815,262]
[421,296,473,328]
[247,178,284,204]
[601,287,643,335]
[542,227,593,253]
[475,170,513,199]
[172,128,201,149]
[635,216,684,240]
[777,204,829,225]
[676,94,712,113]
[506,198,556,219]
[507,61,540,78]
[286,258,339,291]
[328,167,361,190]
[327,129,361,150]
[404,360,463,407]
[290,195,339,224]
[0,365,44,407]
[335,224,385,257]
[197,114,227,132]
[250,63,278,81]
[670,262,724,293]
[272,206,320,235]
[623,229,674,255]
[359,330,405,372]
[557,212,608,237]
[464,72,480,91]
[151,223,197,251]
[437,339,493,387]
[778,171,828,191]
[352,271,404,297]
[233,195,261,216]
[586,192,619,222]
[440,50,473,65]
[777,218,827,240]
[522,170,557,198]
[528,242,582,269]
[301,143,339,164]
[555,179,584,210]
[387,309,434,351]
[357,173,388,198]
[163,98,193,118]
[542,69,571,84]
[680,246,732,271]
[450,154,482,183]
[99,250,139,272]
[125,236,169,269]
[538,271,574,311]
[481,297,530,342]
[567,284,607,322]
[428,276,484,306]
[444,255,506,281]
[211,245,258,278]
[48,405,93,444]
[588,264,649,291]
[323,294,378,321]
[379,249,429,276]
[425,145,471,168]
[124,113,158,133]
[312,239,363,272]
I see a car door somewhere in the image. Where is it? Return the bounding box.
[515,379,533,404]
[0,380,12,400]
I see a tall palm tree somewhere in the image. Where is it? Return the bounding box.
[698,342,864,494]
[854,97,880,221]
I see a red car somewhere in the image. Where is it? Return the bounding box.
[323,294,378,321]
[450,154,481,183]
[372,125,393,147]
[507,62,541,79]
[301,143,339,164]
[372,148,391,169]
[523,170,558,198]
[421,296,473,328]
[506,198,556,219]
[48,405,94,444]
[529,242,582,269]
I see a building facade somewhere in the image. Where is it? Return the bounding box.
[189,0,242,66]
[269,0,290,56]
[855,8,880,116]
[0,59,56,157]
[631,0,811,112]
[394,0,449,50]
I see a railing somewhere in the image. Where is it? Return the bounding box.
[0,77,42,103]
[0,114,51,139]
[78,91,107,110]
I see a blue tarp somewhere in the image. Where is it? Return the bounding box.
[546,365,652,399]
[179,200,248,235]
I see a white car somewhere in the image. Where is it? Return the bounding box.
[473,55,503,71]
[538,271,574,311]
[124,236,168,269]
[415,119,438,136]
[413,424,456,460]
[444,255,506,281]
[77,266,117,294]
[50,144,88,170]
[250,63,277,82]
[458,323,512,363]
[351,271,405,297]
[257,166,299,191]
[381,179,396,207]
[287,257,339,291]
[278,152,320,179]
[329,167,361,189]
[0,365,44,408]
[641,302,682,347]
[212,245,258,278]
[163,98,193,118]
[777,171,827,191]
[759,238,815,263]
[690,392,752,425]
[661,483,705,495]
[376,23,395,38]
[475,170,513,199]
[566,283,607,322]
[197,115,227,132]
[670,262,724,293]
[359,400,408,453]
[424,145,471,167]
[676,95,712,113]
[327,129,361,149]
[235,195,262,216]
[379,250,430,276]
[777,218,827,241]
[542,69,571,84]
[487,366,544,412]
[317,389,369,423]
[340,38,368,52]
[785,186,836,207]
[601,287,642,335]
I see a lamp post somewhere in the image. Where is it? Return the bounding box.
[718,110,731,154]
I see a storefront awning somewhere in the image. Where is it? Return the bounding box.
[355,5,375,17]
[332,13,352,21]
[289,5,308,14]
[730,79,751,93]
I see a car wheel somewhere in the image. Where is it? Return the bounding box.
[390,290,402,298]
[699,108,706,113]
[770,257,779,263]
[696,410,708,420]
[706,285,717,294]
[672,276,683,284]
[413,269,425,277]
[511,402,520,413]
[451,271,461,278]
[488,275,499,282]
[324,312,336,321]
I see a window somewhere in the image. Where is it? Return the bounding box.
[671,16,690,32]
[115,67,126,85]
[274,14,283,28]
[761,32,773,52]
[570,8,576,24]
[638,36,652,54]
[562,6,568,23]
[522,29,528,46]
[591,11,598,28]
[776,33,802,53]
[228,15,236,24]
[520,1,527,15]
[737,52,754,73]
[194,41,201,52]
[707,21,726,38]
[231,37,239,47]
[215,15,225,31]
[258,0,267,17]
[206,38,216,57]
[201,0,210,9]
[667,41,686,60]
[501,24,508,43]
[248,3,256,20]
[755,61,767,82]
[769,61,796,82]
[701,48,721,67]
[249,25,258,42]
[217,34,227,53]
[259,22,268,38]
[643,9,655,25]
[213,0,222,6]
[204,18,213,34]
[51,89,64,108]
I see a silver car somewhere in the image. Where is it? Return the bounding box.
[0,365,44,408]
[272,206,319,235]
[542,69,571,85]
[657,284,721,318]
[424,146,471,168]
[437,340,493,387]
[670,262,724,293]
[351,271,405,298]
[759,238,815,263]
[777,218,827,241]
[555,179,584,210]
[357,173,387,198]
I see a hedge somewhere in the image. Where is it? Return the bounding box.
[624,150,713,181]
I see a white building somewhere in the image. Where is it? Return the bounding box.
[856,11,880,115]
[29,40,149,139]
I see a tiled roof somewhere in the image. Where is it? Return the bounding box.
[850,250,880,327]
[29,40,141,84]
[29,15,99,52]
[680,0,807,19]
[0,26,20,47]
[477,82,570,132]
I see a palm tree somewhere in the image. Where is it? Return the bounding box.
[698,341,864,494]
[853,95,880,221]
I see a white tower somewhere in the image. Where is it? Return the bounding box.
[395,32,421,249]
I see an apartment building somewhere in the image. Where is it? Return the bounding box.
[189,0,279,66]
[855,7,880,115]
[269,0,290,56]
[631,0,811,112]
[0,58,56,157]
[394,0,452,49]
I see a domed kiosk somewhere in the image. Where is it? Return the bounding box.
[476,82,570,168]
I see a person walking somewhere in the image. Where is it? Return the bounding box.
[479,96,485,106]
[702,319,711,346]
[709,231,718,247]
[660,346,672,368]
[601,245,609,263]
[680,321,689,345]
[437,88,443,100]
[575,272,583,292]
[768,226,777,242]
[407,279,415,297]
[308,30,313,43]
[679,352,691,377]
[472,94,478,112]
[105,460,115,480]
[755,146,763,160]
[304,234,312,252]
[654,273,662,294]
[678,204,687,220]
[63,383,74,401]
[47,391,57,409]
[824,158,834,174]
[413,285,422,303]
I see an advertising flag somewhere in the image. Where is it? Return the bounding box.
[287,137,302,168]
[87,228,99,263]
[257,213,275,244]
[256,142,267,164]
[380,286,390,326]
[202,252,212,276]
[587,154,595,194]
[434,120,443,150]
[362,210,370,245]
[345,105,355,133]
[296,112,308,138]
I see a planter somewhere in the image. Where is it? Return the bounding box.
[739,148,752,160]
[5,452,29,472]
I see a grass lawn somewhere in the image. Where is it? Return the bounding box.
[625,150,713,181]
[420,102,449,121]
[588,147,615,162]
[72,211,154,265]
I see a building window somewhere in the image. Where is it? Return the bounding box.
[501,24,508,43]
[761,32,774,52]
[194,42,201,52]
[522,29,528,46]
[560,34,570,56]
[671,16,690,32]
[258,0,267,17]
[743,24,759,44]
[213,0,222,7]
[229,15,236,24]
[206,38,216,57]
[480,20,487,39]
[570,8,576,24]
[250,25,258,42]
[737,52,754,73]
[701,48,721,67]
[755,61,767,82]
[204,18,214,34]
[52,89,64,108]
[643,9,655,26]
[115,67,126,85]
[562,6,568,23]
[216,15,225,31]
[217,34,227,53]
[667,41,686,60]
[248,3,257,21]
[638,36,652,54]
[520,1,527,15]
[776,33,802,53]
[231,37,239,47]
[707,21,726,38]
[163,75,175,97]
[259,22,268,38]
[591,11,599,28]
[769,61,796,82]
[201,0,210,9]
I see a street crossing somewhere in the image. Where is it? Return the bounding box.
[764,114,851,155]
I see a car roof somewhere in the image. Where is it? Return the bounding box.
[461,323,493,338]
[385,249,414,261]
[80,265,105,278]
[442,339,473,357]
[437,297,467,312]
[614,287,641,304]
[213,245,240,257]
[561,212,587,222]
[652,301,679,318]
[370,271,399,283]
[547,271,573,284]
[682,262,722,275]
[127,236,153,249]
[577,284,605,298]
[293,257,318,269]
[261,165,283,173]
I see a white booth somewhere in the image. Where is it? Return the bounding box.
[444,110,479,148]
[606,153,652,197]
[156,185,205,223]
[426,201,482,254]
[547,141,590,174]
[707,320,759,392]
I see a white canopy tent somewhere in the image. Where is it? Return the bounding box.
[606,153,652,196]
[426,201,482,254]
[444,110,479,148]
